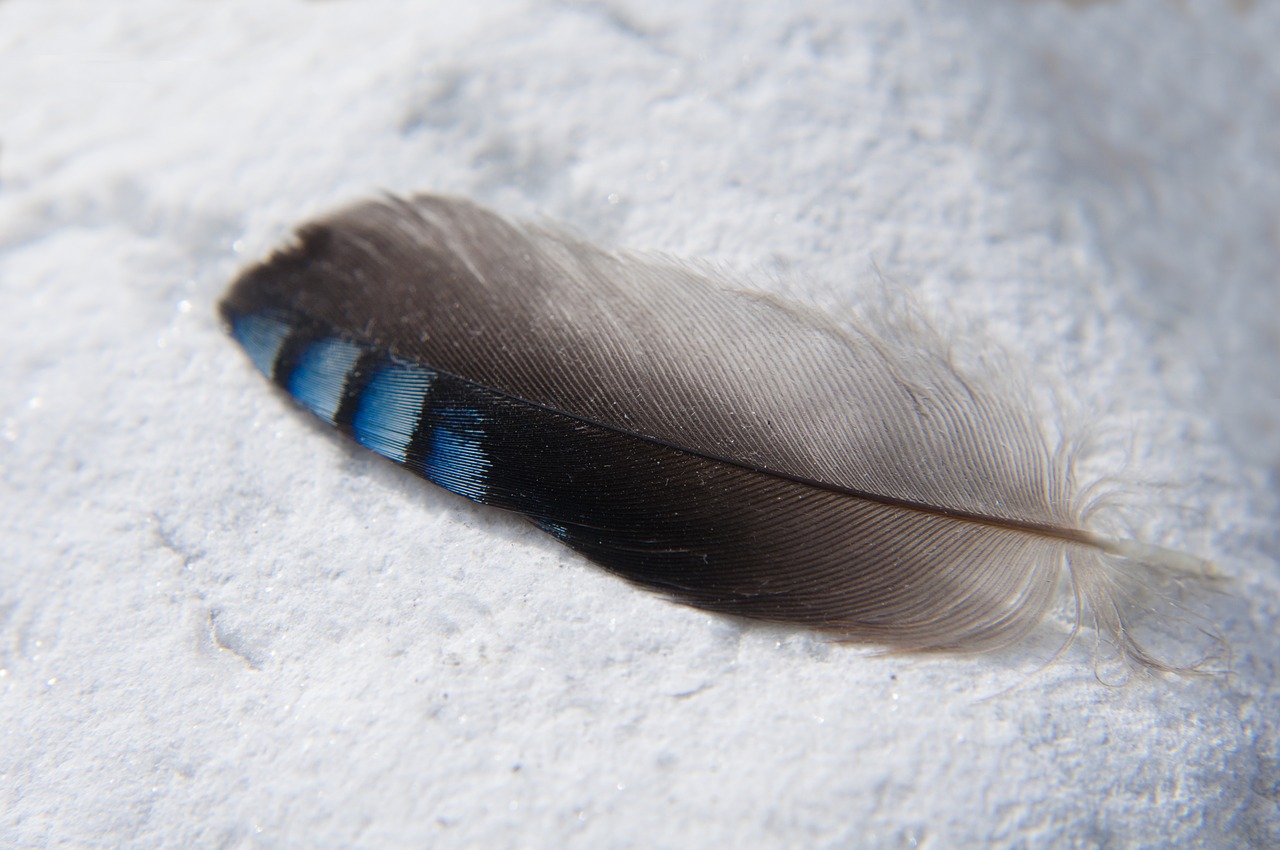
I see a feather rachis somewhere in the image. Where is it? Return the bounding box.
[220,193,1216,670]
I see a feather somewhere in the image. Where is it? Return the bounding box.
[220,193,1210,668]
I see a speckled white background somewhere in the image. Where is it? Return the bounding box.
[2,1,1277,847]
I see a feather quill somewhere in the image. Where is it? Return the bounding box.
[220,194,1209,667]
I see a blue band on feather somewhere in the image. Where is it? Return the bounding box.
[231,313,292,380]
[419,407,490,502]
[288,337,365,424]
[352,361,435,463]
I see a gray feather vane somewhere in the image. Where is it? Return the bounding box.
[220,193,1209,667]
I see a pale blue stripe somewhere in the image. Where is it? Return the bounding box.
[232,313,292,379]
[424,408,490,502]
[352,362,435,463]
[535,518,572,541]
[288,338,364,423]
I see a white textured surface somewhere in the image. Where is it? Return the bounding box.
[2,1,1278,847]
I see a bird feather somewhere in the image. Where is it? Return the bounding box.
[220,193,1209,668]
